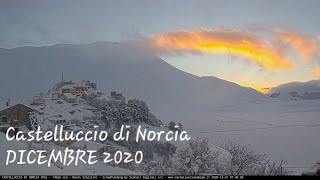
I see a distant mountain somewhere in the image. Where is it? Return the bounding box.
[268,80,320,100]
[0,42,266,117]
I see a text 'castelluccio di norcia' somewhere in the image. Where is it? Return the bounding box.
[5,125,191,166]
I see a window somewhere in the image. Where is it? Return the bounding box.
[1,116,8,123]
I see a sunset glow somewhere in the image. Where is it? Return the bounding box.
[148,28,320,90]
[273,29,318,62]
[255,87,271,94]
[151,29,298,71]
[314,67,320,79]
[150,29,320,71]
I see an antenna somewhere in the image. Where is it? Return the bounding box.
[62,70,64,82]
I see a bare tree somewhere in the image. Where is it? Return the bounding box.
[264,160,291,175]
[217,139,268,175]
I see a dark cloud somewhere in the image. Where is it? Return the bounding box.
[1,15,67,47]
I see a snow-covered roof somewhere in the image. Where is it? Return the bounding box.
[66,125,82,131]
[33,95,44,98]
[0,102,18,111]
[17,125,31,133]
[0,102,37,112]
[48,117,65,121]
[71,141,106,151]
[0,124,10,128]
[61,85,75,89]
[73,85,89,88]
[82,104,98,110]
[63,93,76,99]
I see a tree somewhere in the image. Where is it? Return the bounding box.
[217,140,268,175]
[153,138,218,175]
[127,99,149,123]
[264,160,291,175]
[168,121,176,131]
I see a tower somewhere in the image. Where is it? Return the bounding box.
[61,70,64,83]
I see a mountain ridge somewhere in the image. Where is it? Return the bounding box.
[268,80,320,100]
[0,42,267,116]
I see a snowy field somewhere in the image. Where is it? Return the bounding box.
[158,98,320,174]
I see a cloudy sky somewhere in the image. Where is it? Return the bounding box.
[1,0,319,90]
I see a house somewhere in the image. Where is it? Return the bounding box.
[0,123,10,134]
[61,85,75,94]
[61,84,89,95]
[73,85,89,94]
[62,93,77,103]
[49,117,67,125]
[32,96,45,105]
[0,103,38,128]
[52,91,60,100]
[110,91,125,101]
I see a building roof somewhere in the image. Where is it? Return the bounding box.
[48,117,65,121]
[63,93,76,99]
[17,125,31,133]
[0,124,10,128]
[66,125,82,131]
[71,141,106,151]
[61,85,75,89]
[33,96,45,99]
[0,103,38,113]
[0,101,17,111]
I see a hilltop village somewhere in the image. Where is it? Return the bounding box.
[0,80,182,167]
[1,80,125,132]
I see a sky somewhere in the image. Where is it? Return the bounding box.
[1,0,320,90]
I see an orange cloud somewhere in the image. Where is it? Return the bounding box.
[273,29,318,62]
[150,29,295,71]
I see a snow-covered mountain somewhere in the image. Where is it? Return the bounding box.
[268,80,320,101]
[0,42,266,117]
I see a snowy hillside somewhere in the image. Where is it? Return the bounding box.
[0,81,180,175]
[0,42,266,117]
[268,80,320,101]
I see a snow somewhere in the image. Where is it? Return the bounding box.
[0,124,10,128]
[0,102,18,111]
[17,125,31,133]
[302,161,320,175]
[0,42,319,175]
[70,141,106,151]
[161,99,320,174]
[0,133,135,175]
[63,93,76,99]
[28,95,99,131]
[66,125,82,132]
[268,80,320,100]
[61,85,75,89]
